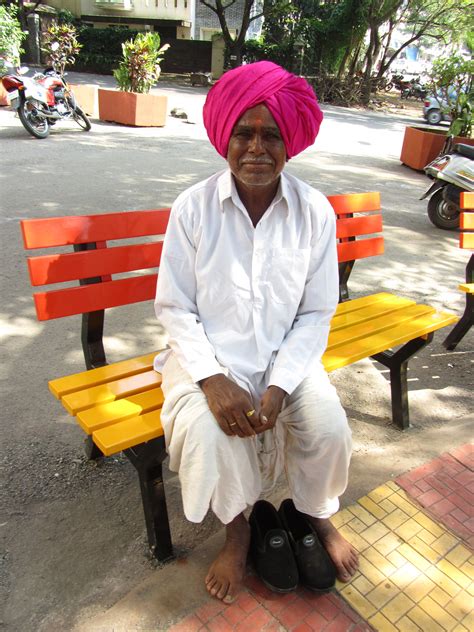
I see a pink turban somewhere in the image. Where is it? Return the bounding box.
[203,61,323,160]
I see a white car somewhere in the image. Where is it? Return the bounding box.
[422,95,451,125]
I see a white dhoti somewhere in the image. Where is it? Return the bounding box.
[160,353,352,525]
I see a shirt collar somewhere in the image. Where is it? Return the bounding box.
[218,169,290,216]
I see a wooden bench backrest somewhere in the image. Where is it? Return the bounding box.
[460,192,474,250]
[21,192,382,322]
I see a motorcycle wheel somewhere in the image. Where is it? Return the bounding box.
[72,105,91,131]
[18,99,50,139]
[427,189,460,230]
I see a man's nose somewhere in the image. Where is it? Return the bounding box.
[248,133,265,154]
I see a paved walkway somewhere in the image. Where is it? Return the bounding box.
[169,444,473,632]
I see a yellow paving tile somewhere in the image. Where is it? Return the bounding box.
[348,503,378,526]
[348,516,370,534]
[374,532,404,556]
[381,592,416,623]
[386,480,399,492]
[446,544,471,568]
[361,521,391,544]
[366,579,399,609]
[426,566,462,598]
[390,562,421,589]
[399,543,432,572]
[407,605,445,632]
[339,524,370,552]
[382,508,410,530]
[460,561,474,579]
[437,559,471,589]
[445,591,474,621]
[352,573,375,595]
[340,584,378,619]
[395,518,424,541]
[368,612,399,632]
[430,585,452,607]
[405,574,436,601]
[391,491,420,517]
[387,549,411,569]
[415,527,437,545]
[379,498,398,514]
[364,547,397,576]
[397,615,422,631]
[414,512,446,538]
[408,536,442,564]
[368,483,395,503]
[432,532,463,557]
[358,554,387,586]
[358,496,388,520]
[331,507,353,528]
[452,625,469,632]
[418,595,457,631]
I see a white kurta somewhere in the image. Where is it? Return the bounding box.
[154,169,351,524]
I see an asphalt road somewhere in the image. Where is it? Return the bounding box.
[0,75,472,631]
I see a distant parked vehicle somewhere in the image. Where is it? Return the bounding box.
[423,94,451,125]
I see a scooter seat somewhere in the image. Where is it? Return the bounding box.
[453,144,474,160]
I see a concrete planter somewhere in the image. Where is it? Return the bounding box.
[98,89,168,127]
[0,82,9,107]
[400,126,474,171]
[69,84,98,117]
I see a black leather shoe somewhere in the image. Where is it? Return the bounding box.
[279,498,336,592]
[249,500,299,593]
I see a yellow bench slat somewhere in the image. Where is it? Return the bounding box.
[61,369,162,415]
[49,352,158,399]
[323,309,458,372]
[92,409,163,456]
[331,296,415,331]
[76,387,164,434]
[334,292,399,315]
[327,304,434,350]
[459,283,474,294]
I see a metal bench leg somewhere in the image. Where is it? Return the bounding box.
[125,438,174,563]
[443,294,473,351]
[372,334,433,430]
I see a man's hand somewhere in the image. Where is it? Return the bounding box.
[199,374,260,437]
[253,386,287,434]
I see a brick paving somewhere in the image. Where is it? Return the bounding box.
[169,445,473,631]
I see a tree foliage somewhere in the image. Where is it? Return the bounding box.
[0,4,26,75]
[42,23,82,76]
[113,32,169,93]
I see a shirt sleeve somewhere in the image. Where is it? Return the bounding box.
[154,203,225,383]
[268,199,339,395]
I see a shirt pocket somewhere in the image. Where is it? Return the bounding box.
[197,269,252,327]
[261,248,311,305]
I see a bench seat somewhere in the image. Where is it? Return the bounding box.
[50,292,457,457]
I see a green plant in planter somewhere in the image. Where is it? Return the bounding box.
[428,54,473,138]
[113,32,170,94]
[42,23,82,76]
[0,5,26,76]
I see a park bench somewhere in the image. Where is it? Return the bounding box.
[443,191,474,350]
[20,191,457,562]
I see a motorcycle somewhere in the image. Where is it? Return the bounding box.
[1,63,91,139]
[401,77,427,101]
[421,139,474,230]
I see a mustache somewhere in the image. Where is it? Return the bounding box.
[240,159,273,165]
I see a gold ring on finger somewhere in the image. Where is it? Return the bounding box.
[246,409,256,418]
[230,422,237,427]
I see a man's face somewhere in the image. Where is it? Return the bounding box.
[227,104,286,190]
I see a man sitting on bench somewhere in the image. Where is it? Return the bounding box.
[154,61,359,603]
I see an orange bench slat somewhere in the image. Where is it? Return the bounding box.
[460,212,474,230]
[460,192,474,210]
[21,208,171,249]
[27,241,163,286]
[33,273,158,320]
[327,192,381,215]
[337,237,384,263]
[336,214,383,239]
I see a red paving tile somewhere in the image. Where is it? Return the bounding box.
[396,444,474,547]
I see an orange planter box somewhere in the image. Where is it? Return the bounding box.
[98,89,168,127]
[69,84,98,117]
[401,126,474,171]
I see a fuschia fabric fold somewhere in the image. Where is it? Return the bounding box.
[203,61,323,160]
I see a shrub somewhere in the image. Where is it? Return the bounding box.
[113,32,169,94]
[42,23,82,76]
[0,5,26,75]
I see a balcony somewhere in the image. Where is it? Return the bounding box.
[95,0,134,11]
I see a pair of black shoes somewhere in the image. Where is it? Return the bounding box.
[249,499,336,593]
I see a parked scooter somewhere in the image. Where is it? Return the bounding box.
[421,139,474,229]
[401,77,427,101]
[1,61,91,139]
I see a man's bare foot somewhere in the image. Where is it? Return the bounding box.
[307,516,359,582]
[205,513,250,604]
